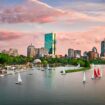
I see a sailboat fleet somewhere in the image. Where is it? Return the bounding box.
[0,63,103,85]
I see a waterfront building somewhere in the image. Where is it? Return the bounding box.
[44,33,56,55]
[74,50,81,58]
[87,47,99,60]
[1,49,18,56]
[8,48,18,56]
[1,50,8,54]
[101,39,105,56]
[27,44,36,58]
[83,51,88,60]
[68,49,75,58]
[36,47,48,58]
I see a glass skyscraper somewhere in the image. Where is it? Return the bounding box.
[45,33,56,55]
[101,39,105,56]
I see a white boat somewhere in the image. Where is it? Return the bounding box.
[0,74,4,77]
[47,64,52,70]
[16,73,22,84]
[83,72,86,83]
[77,64,80,68]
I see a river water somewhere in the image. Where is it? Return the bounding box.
[0,65,105,105]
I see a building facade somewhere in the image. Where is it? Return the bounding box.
[101,40,105,56]
[1,48,18,56]
[27,44,36,58]
[87,47,99,60]
[36,47,48,58]
[68,49,75,58]
[45,33,56,55]
[74,50,81,58]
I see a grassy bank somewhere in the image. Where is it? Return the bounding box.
[65,67,90,73]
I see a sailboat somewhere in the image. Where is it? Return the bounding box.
[94,68,98,78]
[47,64,51,70]
[83,72,86,83]
[97,68,101,78]
[16,73,22,84]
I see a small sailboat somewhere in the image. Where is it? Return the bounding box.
[16,73,22,84]
[91,72,94,79]
[47,64,51,70]
[83,72,86,83]
[94,68,98,78]
[97,68,101,78]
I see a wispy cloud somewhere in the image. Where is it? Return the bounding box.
[0,0,105,24]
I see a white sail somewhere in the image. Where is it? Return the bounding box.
[83,72,86,82]
[77,64,80,68]
[18,73,22,83]
[63,70,65,74]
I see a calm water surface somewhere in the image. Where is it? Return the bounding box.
[0,66,105,105]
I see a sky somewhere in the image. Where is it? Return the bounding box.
[0,0,105,55]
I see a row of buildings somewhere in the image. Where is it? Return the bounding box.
[68,47,99,60]
[68,39,105,60]
[27,33,56,58]
[1,32,105,61]
[27,33,105,60]
[1,48,18,56]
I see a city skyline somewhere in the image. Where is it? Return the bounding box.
[0,0,105,55]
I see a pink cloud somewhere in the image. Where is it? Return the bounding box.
[0,0,105,23]
[0,31,23,41]
[0,0,65,23]
[56,26,105,55]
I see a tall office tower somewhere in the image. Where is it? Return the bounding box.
[44,33,56,55]
[101,39,105,56]
[27,44,36,58]
[68,49,74,58]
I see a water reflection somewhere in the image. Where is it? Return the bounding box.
[0,65,105,105]
[44,69,55,89]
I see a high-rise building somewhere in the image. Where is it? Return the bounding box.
[87,47,99,60]
[68,49,74,58]
[45,33,56,55]
[27,44,36,58]
[88,51,99,60]
[101,40,105,56]
[74,50,81,58]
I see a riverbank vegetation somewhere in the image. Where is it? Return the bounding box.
[90,59,105,64]
[65,67,90,73]
[0,53,33,66]
[41,57,90,67]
